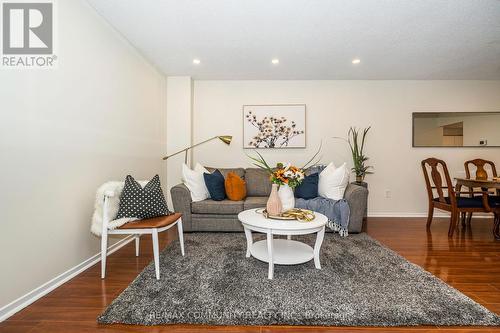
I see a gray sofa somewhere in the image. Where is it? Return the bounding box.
[171,167,368,233]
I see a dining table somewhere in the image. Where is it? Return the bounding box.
[454,177,500,240]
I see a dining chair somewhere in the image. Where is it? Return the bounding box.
[464,159,499,224]
[101,190,185,280]
[421,158,492,237]
[464,158,497,181]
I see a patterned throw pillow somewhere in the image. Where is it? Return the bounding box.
[225,172,247,201]
[116,175,172,219]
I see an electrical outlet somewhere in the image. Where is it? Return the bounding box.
[385,190,391,198]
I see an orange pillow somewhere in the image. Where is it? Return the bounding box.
[225,172,247,201]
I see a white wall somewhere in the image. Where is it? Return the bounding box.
[192,80,500,215]
[166,77,193,204]
[0,0,166,309]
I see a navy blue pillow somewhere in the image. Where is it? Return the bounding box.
[203,169,226,201]
[295,173,319,199]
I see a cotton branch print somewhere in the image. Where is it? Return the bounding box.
[245,110,305,148]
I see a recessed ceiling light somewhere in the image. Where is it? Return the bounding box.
[271,58,280,65]
[352,58,361,65]
[193,59,201,65]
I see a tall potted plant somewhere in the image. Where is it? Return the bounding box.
[348,126,373,183]
[334,127,373,183]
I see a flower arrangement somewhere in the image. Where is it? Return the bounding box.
[247,143,322,189]
[247,144,322,214]
[245,110,305,148]
[270,163,305,189]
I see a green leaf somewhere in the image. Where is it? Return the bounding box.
[301,141,323,170]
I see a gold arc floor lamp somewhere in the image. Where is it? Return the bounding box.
[162,135,232,163]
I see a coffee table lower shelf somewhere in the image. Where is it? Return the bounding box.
[250,239,314,265]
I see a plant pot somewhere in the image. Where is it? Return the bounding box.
[266,184,282,216]
[278,183,295,212]
[356,175,363,183]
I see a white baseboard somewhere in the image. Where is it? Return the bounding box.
[0,235,135,322]
[368,212,447,218]
[368,212,493,218]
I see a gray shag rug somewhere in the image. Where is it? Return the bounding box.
[98,233,500,326]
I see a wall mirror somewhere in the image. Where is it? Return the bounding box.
[413,112,500,147]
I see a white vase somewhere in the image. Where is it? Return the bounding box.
[278,183,295,212]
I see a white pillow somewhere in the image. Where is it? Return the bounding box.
[318,162,350,200]
[182,163,210,202]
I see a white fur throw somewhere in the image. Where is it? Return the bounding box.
[90,180,148,236]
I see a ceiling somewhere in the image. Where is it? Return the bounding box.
[87,0,500,80]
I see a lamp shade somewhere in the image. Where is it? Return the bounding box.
[218,135,232,145]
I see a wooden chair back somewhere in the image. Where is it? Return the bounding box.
[421,158,455,205]
[464,159,497,180]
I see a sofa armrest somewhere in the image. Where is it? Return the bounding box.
[171,184,193,231]
[343,183,368,233]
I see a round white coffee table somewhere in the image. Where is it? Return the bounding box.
[238,208,327,279]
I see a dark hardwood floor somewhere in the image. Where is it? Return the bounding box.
[1,217,499,332]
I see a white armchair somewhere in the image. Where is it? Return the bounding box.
[101,190,184,280]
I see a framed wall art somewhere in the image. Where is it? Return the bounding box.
[243,104,306,149]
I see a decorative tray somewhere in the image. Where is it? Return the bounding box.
[256,208,315,222]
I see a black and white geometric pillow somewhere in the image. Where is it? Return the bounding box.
[116,175,173,219]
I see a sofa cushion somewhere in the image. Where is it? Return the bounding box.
[318,162,350,200]
[306,164,326,175]
[116,175,172,219]
[206,167,245,180]
[182,163,210,202]
[203,169,226,201]
[225,172,247,201]
[245,168,272,196]
[295,172,319,199]
[192,199,244,215]
[244,196,268,210]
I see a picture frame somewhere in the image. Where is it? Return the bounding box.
[243,104,306,149]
